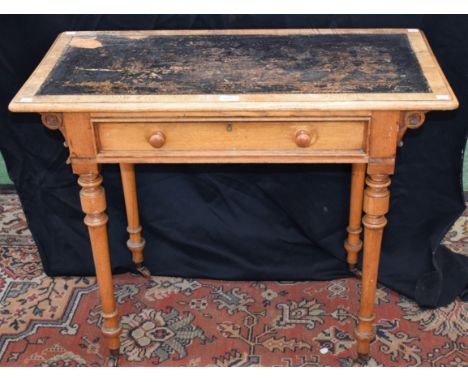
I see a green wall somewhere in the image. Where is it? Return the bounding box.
[0,153,12,185]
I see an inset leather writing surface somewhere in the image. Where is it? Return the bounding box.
[38,34,430,95]
[9,30,458,112]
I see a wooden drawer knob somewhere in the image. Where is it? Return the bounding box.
[295,129,315,147]
[148,131,166,148]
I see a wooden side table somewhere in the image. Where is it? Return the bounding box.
[9,29,458,365]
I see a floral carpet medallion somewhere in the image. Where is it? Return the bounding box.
[0,194,467,366]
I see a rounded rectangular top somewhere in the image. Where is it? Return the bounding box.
[9,29,458,112]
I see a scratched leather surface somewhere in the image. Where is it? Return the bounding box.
[38,33,430,95]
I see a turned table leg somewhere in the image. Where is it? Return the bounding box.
[119,163,150,278]
[355,174,391,363]
[78,171,121,365]
[345,163,366,275]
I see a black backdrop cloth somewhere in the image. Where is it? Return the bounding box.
[0,15,467,308]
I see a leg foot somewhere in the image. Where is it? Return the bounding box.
[135,262,151,278]
[348,263,362,278]
[356,353,369,366]
[107,349,120,367]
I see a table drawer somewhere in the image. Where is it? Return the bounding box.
[95,120,367,154]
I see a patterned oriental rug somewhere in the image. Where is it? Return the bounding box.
[0,193,466,367]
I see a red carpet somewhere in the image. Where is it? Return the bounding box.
[0,193,466,366]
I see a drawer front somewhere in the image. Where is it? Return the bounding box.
[95,120,367,154]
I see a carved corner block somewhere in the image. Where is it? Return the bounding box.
[40,112,71,163]
[41,112,63,130]
[398,111,427,146]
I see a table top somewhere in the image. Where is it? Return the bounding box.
[9,29,458,113]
